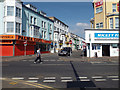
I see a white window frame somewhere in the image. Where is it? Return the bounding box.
[7,22,14,33]
[16,7,21,18]
[16,22,21,34]
[7,6,14,16]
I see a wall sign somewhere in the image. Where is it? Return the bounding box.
[94,33,119,39]
[95,0,103,7]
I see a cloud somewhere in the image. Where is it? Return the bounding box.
[76,22,90,27]
[69,22,90,38]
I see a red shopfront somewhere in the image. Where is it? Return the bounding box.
[0,35,51,56]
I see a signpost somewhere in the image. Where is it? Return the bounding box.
[24,41,27,56]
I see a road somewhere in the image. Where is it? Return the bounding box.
[1,50,119,89]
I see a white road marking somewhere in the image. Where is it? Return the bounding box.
[26,80,38,83]
[91,62,102,64]
[44,77,56,79]
[43,80,55,83]
[50,60,56,61]
[80,79,90,81]
[107,76,119,78]
[61,80,73,82]
[44,60,49,61]
[0,77,6,80]
[92,76,103,78]
[94,79,106,81]
[12,77,24,80]
[111,79,119,81]
[28,77,39,80]
[78,77,88,79]
[61,77,72,79]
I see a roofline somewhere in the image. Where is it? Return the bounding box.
[49,16,69,27]
[85,29,119,31]
[22,4,54,23]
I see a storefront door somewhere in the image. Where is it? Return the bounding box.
[102,45,110,56]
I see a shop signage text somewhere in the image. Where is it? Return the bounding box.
[95,0,103,7]
[94,33,119,39]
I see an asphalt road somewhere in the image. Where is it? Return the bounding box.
[1,51,119,89]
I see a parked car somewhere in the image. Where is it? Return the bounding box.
[58,47,72,56]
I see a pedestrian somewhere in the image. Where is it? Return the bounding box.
[34,48,42,64]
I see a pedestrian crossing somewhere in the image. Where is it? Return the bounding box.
[1,75,119,83]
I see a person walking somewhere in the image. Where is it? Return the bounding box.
[34,48,42,64]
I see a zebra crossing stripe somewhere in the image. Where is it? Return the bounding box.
[61,80,73,82]
[0,77,6,80]
[107,76,118,78]
[92,76,103,78]
[80,79,90,81]
[61,77,72,79]
[111,79,119,81]
[94,79,106,81]
[43,80,55,83]
[26,80,38,83]
[28,77,39,80]
[44,77,56,79]
[78,77,88,79]
[12,77,24,80]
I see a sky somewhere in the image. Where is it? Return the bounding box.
[23,2,94,38]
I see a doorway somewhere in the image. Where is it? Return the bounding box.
[102,45,110,56]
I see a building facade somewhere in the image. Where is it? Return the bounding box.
[49,17,69,53]
[0,0,54,56]
[85,0,119,57]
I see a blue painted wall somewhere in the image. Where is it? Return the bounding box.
[22,5,54,41]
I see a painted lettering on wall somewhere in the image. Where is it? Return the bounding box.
[94,33,119,38]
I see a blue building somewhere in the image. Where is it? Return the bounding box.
[0,0,54,56]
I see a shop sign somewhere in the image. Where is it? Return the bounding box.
[0,35,15,40]
[95,0,103,7]
[0,40,13,44]
[117,3,119,12]
[94,33,119,39]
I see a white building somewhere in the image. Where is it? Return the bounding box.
[49,17,69,53]
[85,29,119,57]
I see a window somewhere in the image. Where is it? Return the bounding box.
[42,21,44,28]
[44,22,46,29]
[42,31,43,38]
[97,45,101,50]
[34,18,37,25]
[31,16,33,24]
[4,6,6,16]
[50,24,52,30]
[112,3,116,12]
[100,22,103,28]
[49,33,52,40]
[34,27,39,36]
[115,17,119,29]
[55,34,57,39]
[57,28,59,31]
[112,44,117,48]
[96,6,103,14]
[7,22,14,33]
[16,7,21,18]
[7,6,14,16]
[16,22,21,33]
[96,23,99,28]
[109,18,113,29]
[44,31,46,39]
[54,26,56,30]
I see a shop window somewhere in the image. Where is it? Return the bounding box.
[112,44,117,48]
[112,3,116,12]
[92,45,96,50]
[97,45,101,50]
